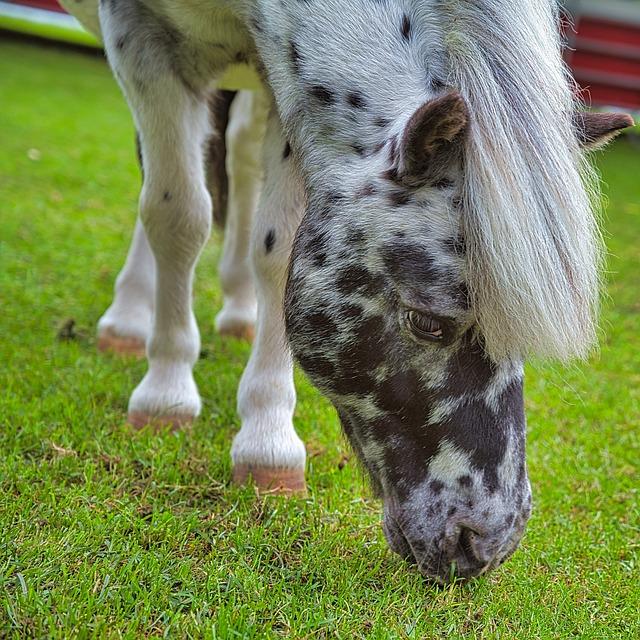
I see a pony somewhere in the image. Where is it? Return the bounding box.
[58,0,632,582]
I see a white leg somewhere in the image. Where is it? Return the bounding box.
[100,5,213,428]
[215,89,268,342]
[231,106,307,493]
[97,218,155,357]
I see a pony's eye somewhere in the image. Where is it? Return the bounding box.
[406,310,444,342]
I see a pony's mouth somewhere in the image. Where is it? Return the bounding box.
[382,499,529,583]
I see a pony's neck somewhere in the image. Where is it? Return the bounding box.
[250,1,445,194]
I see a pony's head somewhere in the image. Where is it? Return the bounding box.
[285,91,631,581]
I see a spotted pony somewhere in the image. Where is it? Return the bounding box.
[60,0,632,581]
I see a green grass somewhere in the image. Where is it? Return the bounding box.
[0,36,639,639]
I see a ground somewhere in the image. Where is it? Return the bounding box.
[0,36,639,639]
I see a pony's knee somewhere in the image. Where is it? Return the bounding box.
[139,185,212,262]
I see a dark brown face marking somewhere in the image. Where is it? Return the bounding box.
[347,91,367,109]
[381,241,440,285]
[283,141,291,159]
[310,85,336,104]
[430,480,445,494]
[312,250,327,267]
[323,190,346,206]
[296,352,336,380]
[356,183,377,198]
[264,228,276,253]
[334,265,384,298]
[289,40,302,73]
[352,142,367,157]
[345,226,366,246]
[401,14,412,41]
[163,191,171,201]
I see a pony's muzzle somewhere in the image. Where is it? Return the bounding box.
[383,508,527,583]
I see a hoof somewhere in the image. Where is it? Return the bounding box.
[128,412,193,431]
[98,329,146,358]
[232,464,307,495]
[217,323,255,343]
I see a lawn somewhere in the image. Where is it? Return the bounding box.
[0,36,639,639]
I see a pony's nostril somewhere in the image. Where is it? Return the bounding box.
[443,524,494,578]
[386,510,524,582]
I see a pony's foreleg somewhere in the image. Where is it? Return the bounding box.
[100,7,212,429]
[97,215,155,358]
[215,89,268,342]
[231,106,306,493]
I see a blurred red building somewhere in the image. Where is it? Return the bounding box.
[564,1,640,110]
[3,0,63,12]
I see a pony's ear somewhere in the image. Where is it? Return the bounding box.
[399,92,469,185]
[573,111,634,151]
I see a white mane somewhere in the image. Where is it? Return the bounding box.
[442,0,602,361]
